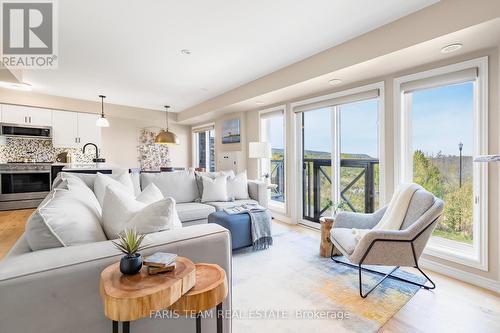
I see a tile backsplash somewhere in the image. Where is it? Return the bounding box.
[0,137,94,163]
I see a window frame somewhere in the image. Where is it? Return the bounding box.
[259,106,287,213]
[192,123,215,171]
[291,82,386,228]
[393,57,489,271]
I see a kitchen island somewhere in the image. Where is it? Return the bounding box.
[51,163,119,183]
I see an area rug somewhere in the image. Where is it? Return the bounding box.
[232,222,426,333]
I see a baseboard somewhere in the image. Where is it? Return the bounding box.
[270,211,292,224]
[420,258,500,294]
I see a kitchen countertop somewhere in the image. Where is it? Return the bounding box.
[52,163,121,171]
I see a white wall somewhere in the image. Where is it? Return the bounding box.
[101,117,191,168]
[213,112,247,172]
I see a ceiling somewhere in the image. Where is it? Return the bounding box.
[18,0,438,112]
[211,18,500,119]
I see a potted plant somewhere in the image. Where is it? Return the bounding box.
[112,229,147,275]
[332,201,347,219]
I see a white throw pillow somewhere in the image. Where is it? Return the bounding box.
[227,171,249,200]
[201,175,229,202]
[195,170,235,197]
[94,172,135,207]
[25,188,107,251]
[101,184,181,239]
[136,183,164,204]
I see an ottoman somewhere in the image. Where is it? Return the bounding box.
[208,211,253,250]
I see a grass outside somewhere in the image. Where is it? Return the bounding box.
[432,229,473,244]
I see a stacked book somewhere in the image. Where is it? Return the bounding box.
[143,252,177,275]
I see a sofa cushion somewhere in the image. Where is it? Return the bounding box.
[201,175,229,203]
[94,172,135,207]
[102,184,181,239]
[227,171,249,200]
[330,228,359,255]
[141,171,199,203]
[206,199,258,211]
[25,182,107,251]
[176,202,216,222]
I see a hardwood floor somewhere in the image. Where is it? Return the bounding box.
[0,208,34,260]
[0,211,499,332]
[280,221,500,333]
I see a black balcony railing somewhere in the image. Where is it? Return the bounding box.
[270,159,285,202]
[302,158,379,222]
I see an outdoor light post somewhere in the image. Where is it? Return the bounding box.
[459,142,463,188]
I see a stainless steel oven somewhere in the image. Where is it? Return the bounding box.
[0,163,52,210]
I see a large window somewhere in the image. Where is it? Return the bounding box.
[193,126,215,172]
[395,58,488,270]
[295,84,382,224]
[261,109,285,205]
[411,83,474,244]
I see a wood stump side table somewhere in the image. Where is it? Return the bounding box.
[319,217,341,257]
[99,256,196,333]
[169,263,228,333]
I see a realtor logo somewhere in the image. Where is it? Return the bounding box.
[1,0,58,68]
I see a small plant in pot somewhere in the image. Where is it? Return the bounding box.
[332,201,347,219]
[112,229,147,275]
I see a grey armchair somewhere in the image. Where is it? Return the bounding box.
[330,187,444,298]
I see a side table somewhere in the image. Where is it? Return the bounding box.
[169,263,228,333]
[99,256,196,333]
[319,217,341,257]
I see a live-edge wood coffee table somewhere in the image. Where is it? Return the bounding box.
[100,256,196,333]
[169,263,228,333]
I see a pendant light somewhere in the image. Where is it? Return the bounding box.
[96,95,110,127]
[155,105,179,144]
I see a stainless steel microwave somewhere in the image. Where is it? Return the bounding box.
[0,123,52,139]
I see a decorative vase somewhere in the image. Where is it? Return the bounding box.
[120,253,142,275]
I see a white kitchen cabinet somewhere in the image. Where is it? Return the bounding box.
[1,105,28,124]
[52,110,78,148]
[52,111,101,148]
[1,104,52,126]
[77,113,101,147]
[27,108,52,126]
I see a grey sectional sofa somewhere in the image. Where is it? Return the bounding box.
[138,171,268,226]
[0,170,267,333]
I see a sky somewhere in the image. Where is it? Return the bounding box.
[265,81,474,158]
[412,82,473,156]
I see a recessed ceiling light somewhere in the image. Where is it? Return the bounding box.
[0,81,32,91]
[328,79,342,85]
[181,49,192,55]
[441,43,463,54]
[256,101,265,105]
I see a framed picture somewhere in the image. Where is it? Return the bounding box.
[221,118,240,144]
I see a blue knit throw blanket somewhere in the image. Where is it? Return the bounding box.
[248,209,273,250]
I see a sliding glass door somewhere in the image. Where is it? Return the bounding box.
[299,88,381,223]
[339,99,380,213]
[261,110,286,206]
[302,108,332,221]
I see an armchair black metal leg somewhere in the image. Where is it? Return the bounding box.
[415,266,436,290]
[331,254,436,297]
[410,242,436,290]
[358,264,399,298]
